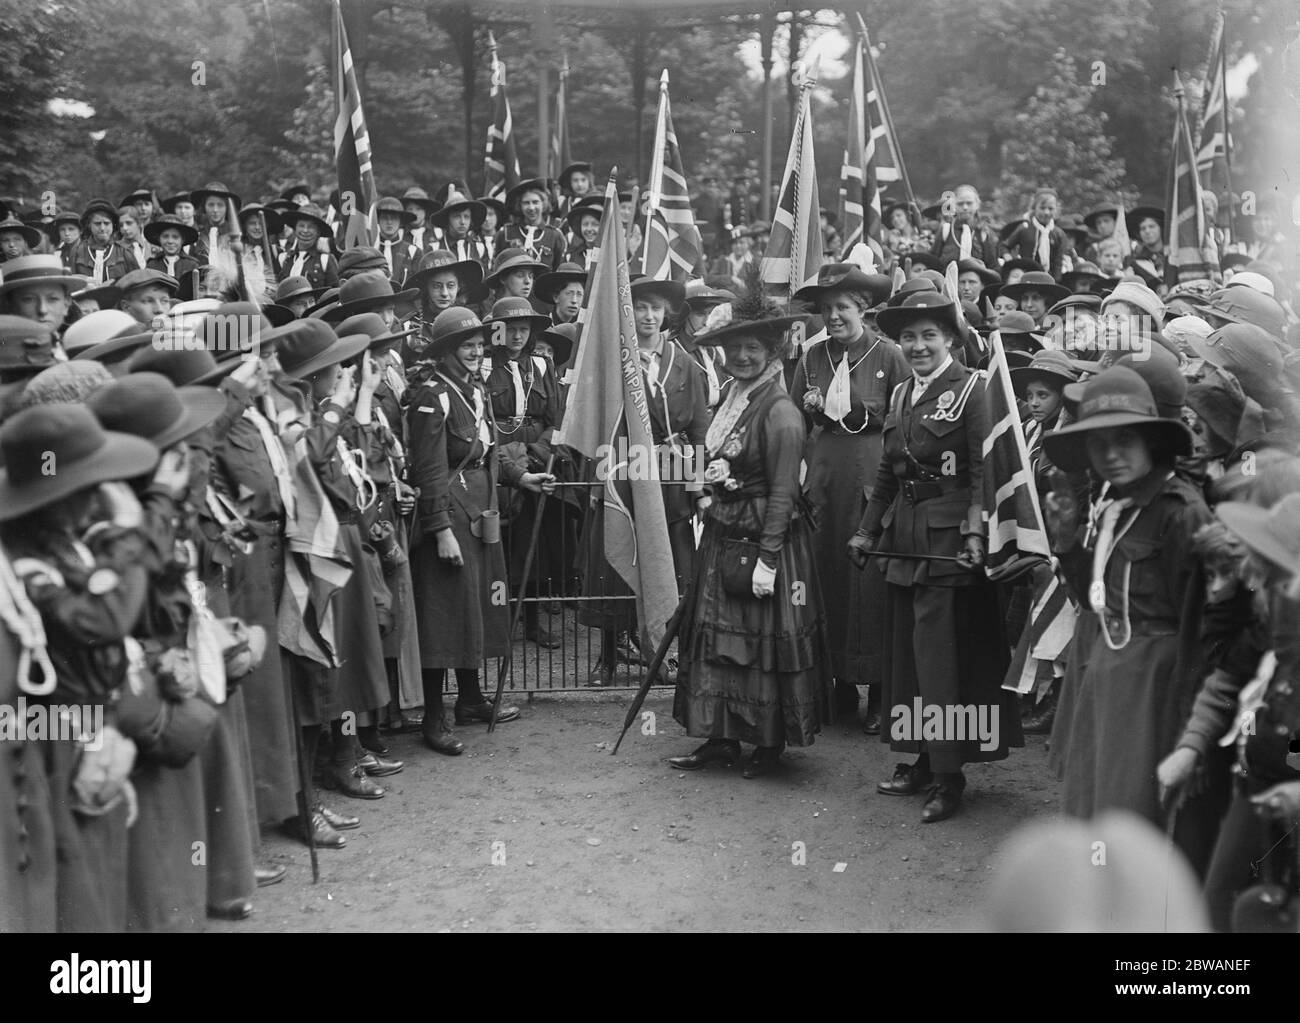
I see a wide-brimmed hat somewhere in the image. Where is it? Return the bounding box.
[1082,203,1122,233]
[116,268,179,297]
[1001,271,1070,307]
[159,191,192,214]
[62,309,143,357]
[322,271,417,322]
[375,195,417,228]
[534,263,588,305]
[882,200,920,228]
[275,319,370,380]
[793,263,893,308]
[71,281,122,310]
[0,316,58,378]
[1046,293,1103,318]
[1009,349,1079,395]
[1186,323,1285,393]
[50,209,82,230]
[337,247,388,280]
[430,188,486,232]
[884,277,940,307]
[401,186,440,216]
[283,203,332,235]
[127,345,223,387]
[484,247,549,289]
[505,177,551,214]
[0,255,83,297]
[279,183,312,205]
[1044,366,1192,472]
[1200,287,1286,339]
[143,214,198,247]
[996,310,1048,354]
[1225,271,1275,298]
[236,202,283,236]
[903,250,946,272]
[1125,204,1165,237]
[875,292,964,340]
[334,312,417,354]
[999,257,1042,280]
[304,287,341,319]
[405,249,485,294]
[476,194,508,223]
[1220,252,1253,274]
[558,162,594,196]
[1058,214,1090,247]
[88,372,228,451]
[1060,263,1111,294]
[423,306,487,358]
[689,282,808,349]
[275,275,323,305]
[119,188,155,208]
[0,215,43,250]
[1116,345,1186,419]
[191,181,242,210]
[79,198,120,231]
[629,276,685,313]
[1101,280,1165,327]
[484,296,550,342]
[1216,493,1300,577]
[564,196,604,233]
[683,278,736,311]
[0,403,160,521]
[955,258,1000,286]
[538,322,579,366]
[75,328,156,367]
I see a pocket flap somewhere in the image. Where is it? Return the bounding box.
[1115,535,1160,562]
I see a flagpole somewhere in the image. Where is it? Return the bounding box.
[1219,12,1236,245]
[642,70,669,268]
[856,14,916,214]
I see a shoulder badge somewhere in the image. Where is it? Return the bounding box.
[937,390,955,410]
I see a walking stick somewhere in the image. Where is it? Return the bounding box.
[285,659,319,883]
[863,550,962,563]
[611,591,689,755]
[488,451,556,732]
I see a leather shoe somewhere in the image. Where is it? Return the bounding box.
[861,709,882,735]
[876,762,934,796]
[358,751,404,777]
[668,740,740,771]
[1022,694,1057,735]
[584,659,615,687]
[742,747,783,779]
[255,863,287,887]
[921,781,964,823]
[615,631,650,666]
[359,732,391,756]
[422,725,465,755]
[454,701,520,725]
[526,626,561,649]
[323,763,386,799]
[208,898,253,921]
[287,809,346,848]
[318,803,359,830]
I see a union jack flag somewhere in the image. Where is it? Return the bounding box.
[333,0,378,249]
[761,62,821,293]
[484,33,521,203]
[641,70,703,281]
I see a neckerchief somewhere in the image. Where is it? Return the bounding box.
[706,359,782,456]
[1033,219,1054,270]
[911,354,954,404]
[243,404,296,519]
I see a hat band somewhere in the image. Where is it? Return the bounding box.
[1078,393,1154,419]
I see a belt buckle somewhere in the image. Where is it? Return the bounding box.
[902,480,917,504]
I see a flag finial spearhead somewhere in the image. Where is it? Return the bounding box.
[659,69,669,88]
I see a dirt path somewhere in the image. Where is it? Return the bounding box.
[215,693,1061,933]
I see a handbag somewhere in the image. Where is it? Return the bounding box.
[718,537,762,598]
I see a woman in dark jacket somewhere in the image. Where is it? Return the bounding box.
[406,308,554,754]
[849,293,1022,823]
[669,297,834,778]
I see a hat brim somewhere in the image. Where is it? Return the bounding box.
[484,259,550,288]
[406,259,484,294]
[534,270,587,305]
[0,271,85,297]
[793,272,892,308]
[564,205,604,231]
[191,188,242,210]
[285,211,331,235]
[539,328,576,366]
[365,325,418,353]
[325,288,420,322]
[1042,414,1192,473]
[430,200,486,231]
[629,279,686,312]
[1001,282,1072,306]
[426,322,487,358]
[875,304,964,341]
[692,314,809,348]
[1184,333,1231,370]
[1008,364,1077,394]
[148,387,230,451]
[73,331,155,364]
[0,430,160,521]
[143,221,199,246]
[486,313,552,338]
[261,304,296,328]
[277,332,373,381]
[1216,502,1299,575]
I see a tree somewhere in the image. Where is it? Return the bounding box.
[995,48,1136,218]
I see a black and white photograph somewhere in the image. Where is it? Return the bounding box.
[1,0,1299,962]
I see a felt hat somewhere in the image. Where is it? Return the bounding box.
[793,263,893,308]
[996,310,1048,354]
[564,197,604,233]
[79,198,120,231]
[0,316,58,378]
[1082,203,1122,233]
[283,203,332,235]
[375,195,417,228]
[70,281,123,311]
[236,202,283,236]
[116,268,179,297]
[1125,204,1165,237]
[401,186,441,215]
[955,258,1000,286]
[191,181,242,210]
[484,248,549,289]
[1100,280,1165,327]
[484,296,551,344]
[423,306,487,358]
[629,276,685,313]
[1060,263,1111,294]
[429,188,486,232]
[1009,348,1079,395]
[143,214,198,247]
[1220,252,1253,274]
[538,322,579,366]
[275,275,323,305]
[1001,271,1070,308]
[0,403,159,520]
[1116,345,1187,419]
[88,372,228,451]
[558,162,594,196]
[119,188,155,208]
[0,255,86,299]
[882,200,920,228]
[505,177,551,214]
[999,257,1042,280]
[1057,214,1090,248]
[159,191,193,214]
[279,183,312,206]
[0,215,43,250]
[1186,323,1285,396]
[683,278,736,311]
[405,249,484,294]
[476,194,508,223]
[1045,366,1192,472]
[10,361,114,412]
[275,319,370,380]
[1046,293,1103,318]
[337,247,389,279]
[1185,379,1244,453]
[690,282,808,349]
[334,312,417,354]
[904,250,946,272]
[875,292,964,341]
[1225,271,1275,298]
[1200,287,1286,340]
[323,271,417,323]
[126,345,223,387]
[884,277,940,307]
[1216,493,1300,577]
[62,309,143,357]
[534,263,588,305]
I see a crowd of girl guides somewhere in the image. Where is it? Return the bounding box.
[0,117,1298,933]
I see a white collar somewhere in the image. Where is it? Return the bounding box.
[912,353,953,392]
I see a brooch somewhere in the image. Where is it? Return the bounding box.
[720,432,744,459]
[802,386,824,413]
[937,389,955,410]
[876,369,885,378]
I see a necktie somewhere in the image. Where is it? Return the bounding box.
[508,360,527,416]
[91,247,108,284]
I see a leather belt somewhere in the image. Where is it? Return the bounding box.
[900,475,970,504]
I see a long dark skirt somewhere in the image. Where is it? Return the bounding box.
[673,515,834,748]
[126,757,206,932]
[880,580,1021,774]
[199,691,257,907]
[411,466,511,668]
[333,522,390,718]
[228,527,298,826]
[805,429,885,683]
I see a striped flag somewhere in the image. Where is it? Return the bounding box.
[550,54,572,182]
[981,329,1051,580]
[838,35,884,262]
[761,62,821,293]
[859,18,909,198]
[484,33,521,203]
[1001,570,1078,696]
[554,172,680,649]
[641,70,704,282]
[1195,12,1231,200]
[1167,73,1217,282]
[333,0,378,249]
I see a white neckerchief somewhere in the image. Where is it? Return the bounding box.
[911,353,954,404]
[638,335,665,397]
[208,226,220,253]
[91,245,110,283]
[437,370,492,448]
[522,225,538,256]
[291,250,308,278]
[131,240,147,267]
[697,348,721,407]
[243,404,297,519]
[456,238,470,263]
[824,336,880,424]
[947,221,972,260]
[382,238,396,275]
[508,358,528,415]
[164,254,179,277]
[705,359,783,456]
[1033,219,1053,270]
[0,543,55,696]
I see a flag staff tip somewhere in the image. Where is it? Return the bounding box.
[659,69,669,85]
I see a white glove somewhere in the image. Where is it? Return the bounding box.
[752,558,777,598]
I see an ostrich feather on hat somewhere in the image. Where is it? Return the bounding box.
[202,242,269,305]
